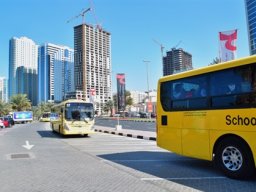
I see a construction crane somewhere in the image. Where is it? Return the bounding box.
[172,40,182,50]
[89,0,102,30]
[153,39,165,59]
[66,7,91,24]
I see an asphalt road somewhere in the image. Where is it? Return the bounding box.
[0,122,256,192]
[95,117,156,132]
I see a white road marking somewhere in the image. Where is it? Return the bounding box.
[141,176,226,181]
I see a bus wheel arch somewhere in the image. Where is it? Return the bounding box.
[213,134,255,179]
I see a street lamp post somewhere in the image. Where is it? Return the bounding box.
[143,60,150,95]
[143,60,151,119]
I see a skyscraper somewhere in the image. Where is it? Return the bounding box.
[9,37,38,105]
[74,24,112,113]
[245,0,256,55]
[38,43,74,103]
[0,77,8,102]
[163,48,193,76]
[53,48,74,102]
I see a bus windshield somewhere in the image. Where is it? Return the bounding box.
[65,102,94,121]
[42,112,50,118]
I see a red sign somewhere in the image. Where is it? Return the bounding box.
[147,102,153,113]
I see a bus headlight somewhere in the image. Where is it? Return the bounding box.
[64,123,69,130]
[90,125,95,130]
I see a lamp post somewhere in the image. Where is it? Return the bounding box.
[143,60,150,95]
[143,60,151,118]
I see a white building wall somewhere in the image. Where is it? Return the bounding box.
[9,36,38,99]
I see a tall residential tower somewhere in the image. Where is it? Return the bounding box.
[74,24,112,113]
[163,48,192,76]
[9,37,38,105]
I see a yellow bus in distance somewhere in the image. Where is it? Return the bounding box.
[39,112,51,122]
[157,55,256,179]
[51,99,95,136]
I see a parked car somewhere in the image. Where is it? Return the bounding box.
[139,112,148,118]
[151,113,157,118]
[0,117,9,127]
[0,119,6,128]
[4,116,14,126]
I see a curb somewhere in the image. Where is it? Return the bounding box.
[94,128,156,141]
[99,118,156,123]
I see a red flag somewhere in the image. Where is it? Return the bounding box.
[219,29,237,62]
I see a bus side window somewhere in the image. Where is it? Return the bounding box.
[160,82,172,111]
[173,83,185,99]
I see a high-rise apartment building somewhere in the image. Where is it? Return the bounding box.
[245,0,256,55]
[74,24,112,113]
[0,77,8,102]
[9,37,38,105]
[38,43,74,103]
[163,48,192,76]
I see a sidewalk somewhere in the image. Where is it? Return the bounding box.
[94,125,156,141]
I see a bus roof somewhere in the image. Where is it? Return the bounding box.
[52,99,93,108]
[158,55,256,83]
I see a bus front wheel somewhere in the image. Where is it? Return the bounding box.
[215,137,255,179]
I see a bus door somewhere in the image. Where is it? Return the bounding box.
[182,111,210,160]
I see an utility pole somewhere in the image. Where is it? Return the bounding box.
[143,60,151,118]
[143,60,150,95]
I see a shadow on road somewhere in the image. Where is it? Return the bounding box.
[37,130,90,139]
[37,130,61,138]
[98,151,256,191]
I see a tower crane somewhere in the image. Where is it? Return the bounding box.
[89,0,102,30]
[66,7,91,24]
[153,39,165,59]
[172,40,182,49]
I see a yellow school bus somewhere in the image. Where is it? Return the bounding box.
[39,112,51,122]
[51,99,95,136]
[157,55,256,179]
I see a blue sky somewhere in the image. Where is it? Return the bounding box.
[1,0,248,92]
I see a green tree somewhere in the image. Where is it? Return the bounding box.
[125,91,133,106]
[209,57,221,65]
[103,100,114,116]
[0,100,12,116]
[33,102,54,119]
[113,90,133,112]
[10,94,31,111]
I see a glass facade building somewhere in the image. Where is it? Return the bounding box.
[9,37,38,105]
[53,49,74,102]
[245,0,256,55]
[38,43,74,103]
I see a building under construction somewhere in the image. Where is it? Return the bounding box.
[74,23,112,114]
[163,48,193,76]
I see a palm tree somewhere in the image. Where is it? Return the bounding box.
[103,100,114,116]
[10,94,31,111]
[209,57,221,65]
[0,100,12,116]
[113,90,133,112]
[125,91,133,106]
[33,102,54,119]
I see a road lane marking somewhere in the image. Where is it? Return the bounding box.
[101,159,171,162]
[141,176,226,181]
